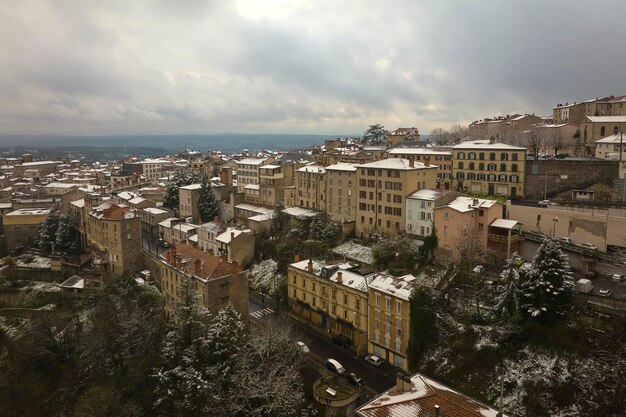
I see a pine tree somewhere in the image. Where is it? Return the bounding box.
[520,238,573,320]
[197,175,219,222]
[34,213,60,253]
[407,287,435,370]
[493,252,523,320]
[55,214,78,254]
[163,169,203,210]
[362,124,390,145]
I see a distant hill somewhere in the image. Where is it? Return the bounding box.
[0,133,342,153]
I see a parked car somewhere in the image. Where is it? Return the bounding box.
[325,358,345,376]
[538,200,552,207]
[555,236,573,244]
[331,334,351,348]
[346,372,364,387]
[598,288,612,296]
[364,354,383,367]
[296,341,310,354]
[612,274,623,283]
[579,243,598,251]
[585,269,600,279]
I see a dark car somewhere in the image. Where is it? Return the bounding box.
[585,269,600,279]
[331,334,351,348]
[346,372,364,387]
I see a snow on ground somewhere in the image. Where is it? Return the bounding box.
[331,241,374,265]
[0,316,30,339]
[14,254,51,269]
[29,281,61,292]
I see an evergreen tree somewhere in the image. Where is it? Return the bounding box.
[34,212,59,253]
[407,287,436,370]
[197,175,219,222]
[308,218,324,240]
[362,124,390,145]
[55,214,79,254]
[493,252,523,319]
[163,169,203,210]
[321,221,340,243]
[520,238,573,320]
[418,226,438,267]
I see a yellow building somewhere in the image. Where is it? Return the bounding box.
[2,208,51,250]
[452,139,526,198]
[179,183,201,222]
[355,158,438,239]
[288,259,371,355]
[85,199,141,275]
[580,116,626,144]
[295,165,326,210]
[387,127,420,148]
[367,273,416,371]
[387,148,453,190]
[325,163,357,223]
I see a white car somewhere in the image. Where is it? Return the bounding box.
[555,236,572,244]
[297,341,310,354]
[538,200,551,207]
[364,355,383,367]
[598,289,612,296]
[579,243,597,251]
[612,274,623,283]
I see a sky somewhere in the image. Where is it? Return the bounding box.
[1,0,625,136]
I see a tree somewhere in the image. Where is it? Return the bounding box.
[453,221,485,276]
[362,124,390,145]
[372,233,420,274]
[430,127,447,144]
[407,287,436,370]
[164,169,204,210]
[526,130,543,160]
[520,238,573,321]
[249,259,285,308]
[493,253,523,320]
[550,130,564,156]
[418,226,438,268]
[55,214,79,254]
[34,212,59,253]
[197,175,219,222]
[449,124,469,141]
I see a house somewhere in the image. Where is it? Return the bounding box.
[179,183,201,222]
[295,165,327,210]
[387,148,453,190]
[325,162,358,223]
[158,217,197,246]
[236,157,270,193]
[2,208,52,250]
[406,189,458,238]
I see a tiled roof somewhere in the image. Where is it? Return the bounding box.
[163,243,242,281]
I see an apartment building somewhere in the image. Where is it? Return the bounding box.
[595,132,626,160]
[580,116,626,143]
[387,148,453,190]
[295,165,326,210]
[469,114,542,142]
[139,207,172,240]
[197,225,255,266]
[85,200,141,274]
[367,273,416,370]
[288,259,372,354]
[387,127,420,148]
[236,158,270,193]
[2,208,51,250]
[554,96,626,125]
[452,139,526,198]
[159,243,248,320]
[406,189,458,238]
[158,217,197,245]
[259,164,284,207]
[325,162,357,223]
[354,158,437,239]
[179,183,201,222]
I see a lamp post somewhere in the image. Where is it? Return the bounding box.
[552,217,558,238]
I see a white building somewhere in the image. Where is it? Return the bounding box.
[406,189,458,237]
[594,132,626,160]
[236,158,270,193]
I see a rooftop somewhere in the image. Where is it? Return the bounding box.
[387,148,451,156]
[452,140,527,151]
[595,132,626,144]
[357,158,436,170]
[368,273,417,301]
[6,208,52,216]
[162,243,243,281]
[408,188,447,201]
[325,162,358,172]
[91,201,136,220]
[237,158,268,165]
[442,196,499,213]
[290,259,374,293]
[586,116,626,123]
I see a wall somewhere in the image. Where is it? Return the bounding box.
[525,159,619,199]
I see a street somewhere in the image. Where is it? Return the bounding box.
[248,296,396,395]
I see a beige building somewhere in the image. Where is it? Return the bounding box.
[355,158,438,239]
[158,217,197,246]
[387,127,420,148]
[288,259,372,355]
[367,273,416,370]
[295,165,327,210]
[179,183,201,222]
[387,148,453,190]
[2,208,51,250]
[452,139,526,198]
[580,116,626,147]
[197,224,255,266]
[85,200,142,275]
[259,164,285,207]
[159,243,249,320]
[243,183,261,204]
[236,158,270,193]
[140,207,173,239]
[595,132,626,160]
[325,163,357,223]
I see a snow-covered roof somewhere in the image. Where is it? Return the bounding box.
[407,188,445,201]
[296,165,326,174]
[443,196,499,213]
[129,197,146,204]
[248,212,277,222]
[586,116,626,123]
[237,158,267,165]
[260,164,281,170]
[369,273,417,300]
[216,228,252,244]
[325,162,358,172]
[180,183,202,190]
[199,221,224,234]
[282,207,319,218]
[595,133,626,144]
[387,148,451,156]
[6,208,52,216]
[143,207,169,215]
[59,275,84,290]
[356,158,435,170]
[244,183,260,190]
[453,140,526,151]
[44,182,80,189]
[290,259,374,293]
[490,219,521,230]
[70,199,85,208]
[235,203,274,215]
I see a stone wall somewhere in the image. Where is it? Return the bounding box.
[524,159,618,199]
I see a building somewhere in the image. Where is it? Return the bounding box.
[85,200,141,274]
[367,273,416,370]
[179,183,201,222]
[288,259,372,355]
[355,158,438,239]
[197,220,225,252]
[243,183,261,204]
[594,132,626,160]
[529,123,580,156]
[295,165,327,210]
[387,127,420,148]
[580,116,626,147]
[2,208,51,250]
[236,158,270,193]
[158,217,197,246]
[452,139,526,198]
[159,243,249,320]
[387,148,453,190]
[434,196,504,262]
[258,164,284,207]
[325,163,357,223]
[140,207,173,240]
[197,223,255,266]
[554,96,626,125]
[406,189,458,238]
[356,372,507,417]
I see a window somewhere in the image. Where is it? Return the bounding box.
[385,297,391,310]
[512,153,518,161]
[458,162,464,169]
[457,152,465,159]
[343,293,348,304]
[601,126,606,136]
[500,163,507,171]
[510,175,519,183]
[500,153,508,161]
[375,293,381,307]
[332,305,336,314]
[468,152,476,160]
[443,211,449,220]
[489,152,496,161]
[469,162,475,170]
[396,301,402,314]
[479,152,485,160]
[511,164,518,172]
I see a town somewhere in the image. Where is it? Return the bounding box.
[1,94,626,417]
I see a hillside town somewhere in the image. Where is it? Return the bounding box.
[1,94,626,417]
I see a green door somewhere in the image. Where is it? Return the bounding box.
[511,187,517,199]
[488,183,494,195]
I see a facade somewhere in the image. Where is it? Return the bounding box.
[243,183,261,204]
[452,139,526,198]
[355,158,438,239]
[2,208,51,250]
[387,127,420,148]
[367,273,416,370]
[179,183,201,222]
[580,116,626,146]
[158,218,197,246]
[295,165,327,210]
[595,132,626,160]
[387,148,453,190]
[236,158,269,193]
[258,164,284,207]
[85,200,142,274]
[159,243,249,320]
[325,163,357,223]
[406,189,458,238]
[288,259,372,355]
[530,123,580,156]
[140,207,172,239]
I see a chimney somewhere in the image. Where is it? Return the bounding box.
[171,245,177,258]
[194,258,201,273]
[294,254,301,262]
[434,405,440,417]
[424,156,431,167]
[337,271,343,284]
[307,259,313,273]
[409,158,415,168]
[213,216,219,223]
[489,136,496,144]
[473,197,479,206]
[175,254,182,269]
[230,231,235,242]
[396,372,413,393]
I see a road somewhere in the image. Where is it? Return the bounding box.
[248,296,395,395]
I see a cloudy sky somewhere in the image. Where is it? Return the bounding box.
[1,0,625,136]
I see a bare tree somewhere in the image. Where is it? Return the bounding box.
[430,127,448,144]
[550,130,564,156]
[453,220,485,276]
[526,130,543,161]
[449,124,469,141]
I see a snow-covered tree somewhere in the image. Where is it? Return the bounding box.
[493,253,523,319]
[197,175,219,222]
[163,169,203,210]
[34,212,59,253]
[249,260,285,309]
[362,124,390,145]
[55,214,79,254]
[520,239,573,320]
